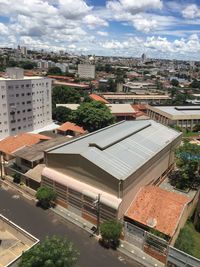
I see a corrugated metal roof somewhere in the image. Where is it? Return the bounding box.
[47,121,181,180]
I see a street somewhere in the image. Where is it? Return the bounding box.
[0,186,143,267]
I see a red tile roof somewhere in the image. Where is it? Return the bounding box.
[57,122,85,134]
[125,185,190,237]
[89,94,109,104]
[0,133,51,155]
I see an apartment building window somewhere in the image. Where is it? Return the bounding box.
[16,94,19,97]
[21,85,24,88]
[27,109,32,112]
[27,92,31,96]
[8,86,13,89]
[26,84,30,88]
[23,118,26,121]
[2,95,5,99]
[21,93,24,96]
[15,85,19,89]
[17,119,21,122]
[22,110,25,113]
[17,111,20,114]
[22,102,25,105]
[18,126,21,130]
[27,101,31,104]
[11,128,16,131]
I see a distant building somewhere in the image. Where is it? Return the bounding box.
[147,105,200,130]
[102,93,170,104]
[78,64,95,79]
[123,82,157,94]
[0,68,52,139]
[42,120,181,224]
[141,53,147,63]
[21,46,27,56]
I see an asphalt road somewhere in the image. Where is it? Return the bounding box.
[0,186,143,267]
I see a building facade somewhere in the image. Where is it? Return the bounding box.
[78,64,95,79]
[0,68,52,139]
[41,121,181,225]
[147,105,200,130]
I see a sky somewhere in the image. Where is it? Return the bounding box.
[0,0,200,60]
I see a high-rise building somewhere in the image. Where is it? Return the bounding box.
[78,64,95,79]
[21,46,27,56]
[141,53,147,63]
[0,68,52,139]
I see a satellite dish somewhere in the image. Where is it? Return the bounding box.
[146,217,157,228]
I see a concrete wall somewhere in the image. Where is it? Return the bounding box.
[118,136,181,218]
[46,153,119,196]
[170,190,200,246]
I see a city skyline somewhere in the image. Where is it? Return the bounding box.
[0,0,200,60]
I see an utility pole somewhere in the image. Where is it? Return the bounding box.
[95,193,101,235]
[0,152,3,180]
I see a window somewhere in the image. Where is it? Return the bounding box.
[27,101,31,104]
[16,94,19,97]
[21,93,24,96]
[11,128,16,131]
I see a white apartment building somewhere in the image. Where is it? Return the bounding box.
[78,64,95,79]
[0,68,52,139]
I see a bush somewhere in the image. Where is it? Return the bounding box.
[36,186,57,209]
[100,220,122,249]
[175,225,195,256]
[13,173,21,184]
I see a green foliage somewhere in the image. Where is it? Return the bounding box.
[36,186,57,209]
[175,225,195,256]
[190,79,200,89]
[171,79,179,87]
[52,106,72,123]
[13,173,21,184]
[52,86,81,106]
[149,228,167,240]
[20,61,36,70]
[73,101,115,132]
[48,67,62,75]
[100,220,122,247]
[193,124,200,132]
[169,143,200,190]
[19,236,79,267]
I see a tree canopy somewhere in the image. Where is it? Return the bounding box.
[52,86,81,106]
[19,236,79,267]
[100,220,122,248]
[36,186,57,209]
[169,142,200,190]
[47,67,62,75]
[73,101,115,132]
[52,106,72,123]
[171,79,179,87]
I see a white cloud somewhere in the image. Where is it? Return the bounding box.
[107,0,163,15]
[97,31,109,36]
[83,15,108,29]
[182,4,200,19]
[59,0,92,19]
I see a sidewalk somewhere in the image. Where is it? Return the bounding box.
[52,205,165,267]
[0,179,165,267]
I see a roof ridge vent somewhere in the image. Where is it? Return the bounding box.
[89,122,151,150]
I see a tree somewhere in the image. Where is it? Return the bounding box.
[36,186,57,209]
[52,86,81,106]
[171,79,179,87]
[13,173,21,184]
[190,79,200,89]
[100,220,122,248]
[169,143,200,190]
[48,67,62,75]
[73,101,115,132]
[52,106,72,123]
[19,236,79,267]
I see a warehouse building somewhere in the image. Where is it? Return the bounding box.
[42,121,182,224]
[147,105,200,130]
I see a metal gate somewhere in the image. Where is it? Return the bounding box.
[124,222,145,249]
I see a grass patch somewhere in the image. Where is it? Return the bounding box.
[175,221,200,259]
[183,131,199,138]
